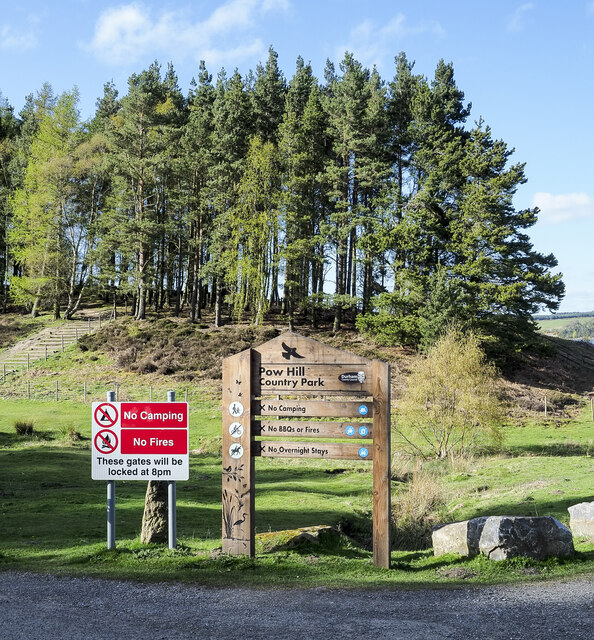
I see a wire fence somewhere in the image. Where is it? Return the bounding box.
[0,379,218,405]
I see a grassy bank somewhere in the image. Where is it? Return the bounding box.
[0,398,593,587]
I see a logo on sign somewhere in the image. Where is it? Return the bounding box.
[281,342,304,360]
[345,425,355,436]
[358,426,369,437]
[338,371,366,384]
[358,404,369,416]
[358,447,369,459]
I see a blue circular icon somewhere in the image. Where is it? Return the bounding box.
[358,447,369,459]
[358,405,369,416]
[358,426,369,437]
[345,425,355,436]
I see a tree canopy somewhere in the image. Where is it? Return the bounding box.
[0,50,564,351]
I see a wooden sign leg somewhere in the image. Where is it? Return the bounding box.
[222,350,254,556]
[372,360,391,568]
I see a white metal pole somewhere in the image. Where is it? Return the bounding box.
[106,390,116,549]
[167,390,177,549]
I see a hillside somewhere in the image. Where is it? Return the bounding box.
[1,311,591,420]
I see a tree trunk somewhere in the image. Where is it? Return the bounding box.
[214,278,222,327]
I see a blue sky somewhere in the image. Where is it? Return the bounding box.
[1,0,593,313]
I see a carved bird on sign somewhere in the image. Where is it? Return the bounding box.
[233,512,247,527]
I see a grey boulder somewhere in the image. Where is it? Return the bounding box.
[432,517,487,557]
[433,515,574,561]
[478,516,574,561]
[568,501,594,539]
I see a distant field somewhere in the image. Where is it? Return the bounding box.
[537,315,594,333]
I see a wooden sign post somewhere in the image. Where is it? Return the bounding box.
[222,333,391,568]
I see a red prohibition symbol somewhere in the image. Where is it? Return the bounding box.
[94,403,118,428]
[94,429,118,454]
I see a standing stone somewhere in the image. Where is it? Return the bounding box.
[568,502,594,539]
[478,516,574,561]
[140,480,168,543]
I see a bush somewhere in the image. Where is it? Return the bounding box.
[14,420,35,436]
[395,325,503,459]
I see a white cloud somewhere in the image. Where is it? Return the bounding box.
[85,0,290,66]
[336,13,445,71]
[533,192,594,224]
[0,24,37,51]
[506,3,535,33]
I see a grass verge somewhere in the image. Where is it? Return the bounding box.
[1,399,593,587]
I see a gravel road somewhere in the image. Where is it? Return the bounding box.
[0,571,592,639]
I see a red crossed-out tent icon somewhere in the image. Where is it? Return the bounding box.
[94,403,118,428]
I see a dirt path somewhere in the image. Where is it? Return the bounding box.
[0,571,592,639]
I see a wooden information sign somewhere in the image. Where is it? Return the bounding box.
[222,333,391,568]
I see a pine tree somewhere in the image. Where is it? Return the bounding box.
[183,61,215,321]
[279,59,328,328]
[106,63,169,320]
[207,69,253,326]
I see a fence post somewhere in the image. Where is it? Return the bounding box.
[55,380,59,402]
[115,382,119,402]
[61,335,64,352]
[83,381,87,403]
[27,380,30,400]
[45,345,48,360]
[27,353,30,371]
[99,313,102,329]
[544,395,547,418]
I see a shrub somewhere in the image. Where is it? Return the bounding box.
[395,325,503,459]
[14,420,35,436]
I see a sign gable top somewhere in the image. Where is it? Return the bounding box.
[253,332,372,366]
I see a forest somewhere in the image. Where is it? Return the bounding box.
[0,48,564,349]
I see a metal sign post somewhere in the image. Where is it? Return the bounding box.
[167,390,177,550]
[222,333,391,568]
[106,390,116,550]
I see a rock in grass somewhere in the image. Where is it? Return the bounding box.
[478,516,574,561]
[433,516,574,560]
[568,501,594,539]
[432,518,487,557]
[140,481,168,544]
[256,526,339,553]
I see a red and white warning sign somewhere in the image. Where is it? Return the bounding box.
[91,402,189,481]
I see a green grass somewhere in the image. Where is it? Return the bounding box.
[1,398,593,587]
[538,315,594,333]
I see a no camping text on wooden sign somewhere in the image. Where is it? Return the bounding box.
[221,333,391,568]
